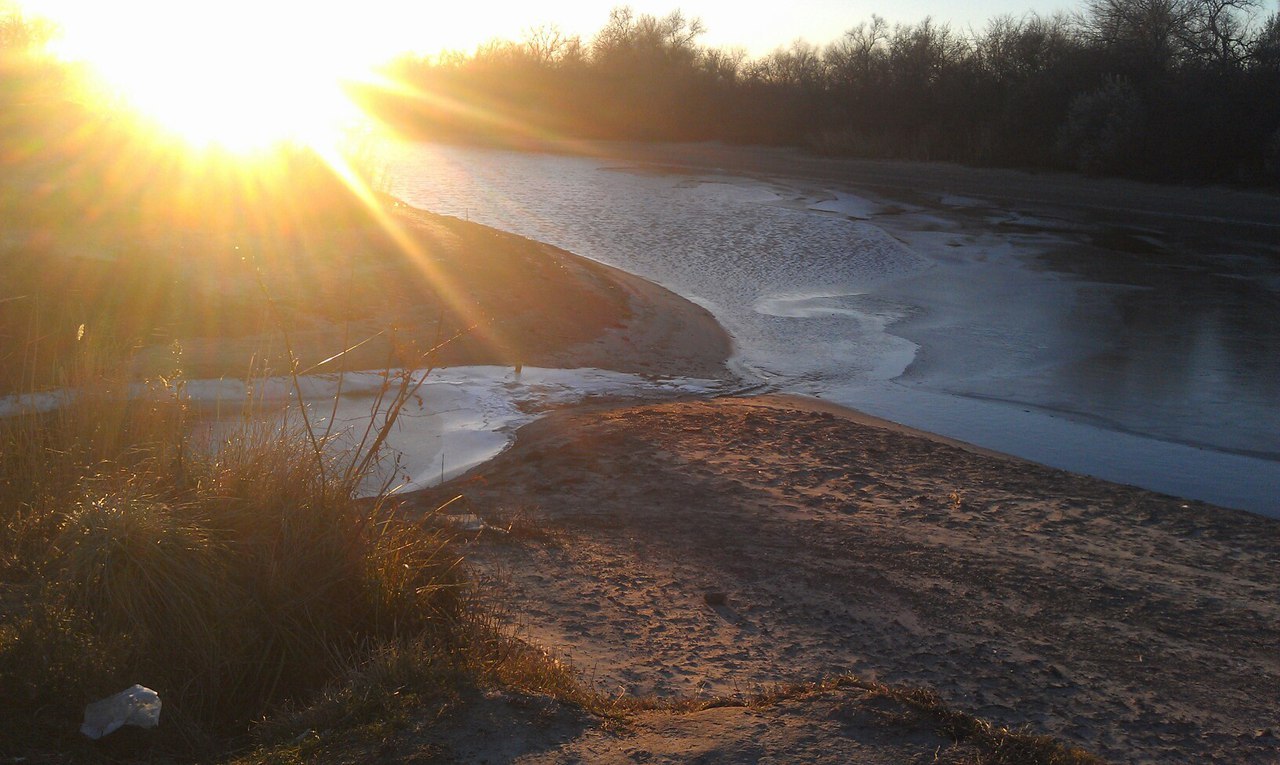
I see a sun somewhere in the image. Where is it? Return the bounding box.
[25,2,389,152]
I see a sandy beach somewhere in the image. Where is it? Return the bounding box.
[406,392,1278,763]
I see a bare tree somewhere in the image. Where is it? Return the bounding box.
[826,16,890,89]
[1178,0,1260,69]
[888,18,970,88]
[1251,11,1280,70]
[591,7,705,66]
[523,25,569,66]
[1080,0,1196,74]
[701,46,747,84]
[975,13,1078,81]
[750,41,826,88]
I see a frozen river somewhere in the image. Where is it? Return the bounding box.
[386,141,1280,516]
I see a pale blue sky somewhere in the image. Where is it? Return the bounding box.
[610,0,1077,52]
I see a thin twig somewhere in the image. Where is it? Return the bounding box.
[298,331,385,377]
[348,324,476,488]
[248,257,328,485]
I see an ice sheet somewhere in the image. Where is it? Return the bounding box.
[807,193,881,219]
[191,367,724,496]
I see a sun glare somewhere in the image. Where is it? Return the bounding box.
[25,2,387,152]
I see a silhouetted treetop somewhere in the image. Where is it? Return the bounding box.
[360,4,1280,183]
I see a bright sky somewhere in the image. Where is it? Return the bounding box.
[17,1,1080,62]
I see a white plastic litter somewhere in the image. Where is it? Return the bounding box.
[80,684,161,739]
[443,513,485,532]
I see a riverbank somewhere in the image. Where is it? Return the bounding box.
[413,394,1280,764]
[126,201,734,383]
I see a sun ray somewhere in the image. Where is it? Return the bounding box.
[358,70,607,158]
[311,140,514,357]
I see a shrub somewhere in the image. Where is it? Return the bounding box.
[1055,76,1146,175]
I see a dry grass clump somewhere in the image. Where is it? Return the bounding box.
[0,352,187,579]
[0,364,465,757]
[852,681,1105,765]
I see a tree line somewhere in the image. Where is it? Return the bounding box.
[361,3,1280,184]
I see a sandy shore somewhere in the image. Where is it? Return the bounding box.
[411,394,1279,764]
[133,202,734,382]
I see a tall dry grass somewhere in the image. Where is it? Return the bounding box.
[0,327,464,758]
